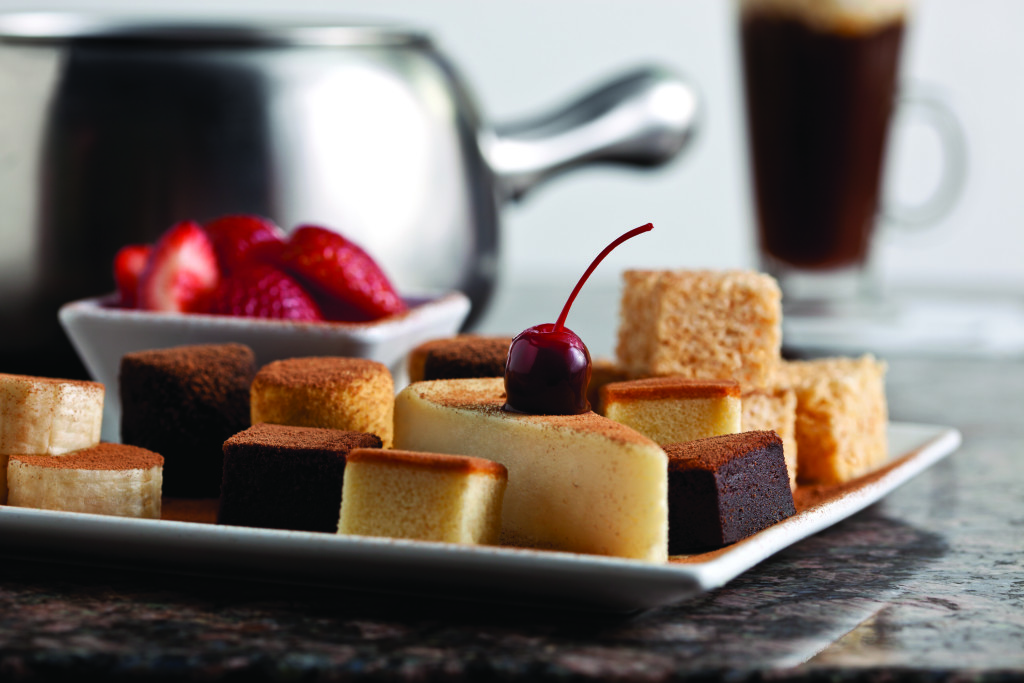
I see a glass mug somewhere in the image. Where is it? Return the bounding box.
[739,0,965,313]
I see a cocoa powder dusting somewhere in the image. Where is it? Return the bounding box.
[0,373,103,391]
[225,423,383,452]
[420,336,512,380]
[664,431,782,471]
[11,443,163,470]
[254,357,389,391]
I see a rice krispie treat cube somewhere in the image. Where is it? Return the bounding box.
[615,270,782,387]
[774,355,888,485]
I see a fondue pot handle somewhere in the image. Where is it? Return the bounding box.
[486,66,700,202]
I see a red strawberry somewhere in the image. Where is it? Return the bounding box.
[278,225,408,321]
[137,221,221,313]
[206,264,323,321]
[204,214,286,275]
[112,243,152,308]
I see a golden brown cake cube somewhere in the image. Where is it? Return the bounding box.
[615,270,782,387]
[251,357,394,448]
[601,377,741,445]
[339,448,507,545]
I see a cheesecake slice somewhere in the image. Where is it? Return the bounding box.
[394,378,668,562]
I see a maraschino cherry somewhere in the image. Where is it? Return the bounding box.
[504,223,654,415]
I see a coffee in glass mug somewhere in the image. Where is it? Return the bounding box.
[739,0,962,309]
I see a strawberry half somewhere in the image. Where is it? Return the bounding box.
[112,243,152,308]
[206,264,323,321]
[137,220,221,313]
[279,225,408,321]
[204,214,286,275]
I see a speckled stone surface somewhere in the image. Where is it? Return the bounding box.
[0,356,1021,681]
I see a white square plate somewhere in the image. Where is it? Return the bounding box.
[0,422,960,613]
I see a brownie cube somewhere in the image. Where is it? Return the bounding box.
[407,336,513,383]
[219,423,382,532]
[119,343,255,498]
[666,430,795,554]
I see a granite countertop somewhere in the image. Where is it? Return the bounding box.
[0,355,1021,681]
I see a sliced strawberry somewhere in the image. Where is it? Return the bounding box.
[206,264,323,321]
[137,221,221,313]
[112,243,152,308]
[278,225,408,321]
[204,214,286,275]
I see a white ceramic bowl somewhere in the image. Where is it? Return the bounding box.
[59,292,471,442]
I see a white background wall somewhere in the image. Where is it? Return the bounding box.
[2,0,1021,344]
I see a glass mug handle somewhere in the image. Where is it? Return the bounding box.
[882,86,968,228]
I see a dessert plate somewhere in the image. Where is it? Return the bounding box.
[0,422,959,613]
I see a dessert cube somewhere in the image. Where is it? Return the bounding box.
[219,423,382,532]
[250,357,394,448]
[601,377,741,444]
[615,270,782,387]
[338,448,507,545]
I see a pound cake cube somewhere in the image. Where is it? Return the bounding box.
[407,335,513,383]
[0,373,105,503]
[615,270,782,387]
[219,423,382,532]
[7,443,163,519]
[775,355,888,485]
[394,378,668,562]
[339,448,507,545]
[741,386,798,490]
[120,343,254,498]
[666,431,795,554]
[601,377,742,444]
[251,357,394,448]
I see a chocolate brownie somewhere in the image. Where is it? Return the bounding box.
[219,423,382,532]
[665,430,795,554]
[119,343,256,498]
[408,336,512,382]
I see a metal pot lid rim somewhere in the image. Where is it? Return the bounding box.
[0,12,429,47]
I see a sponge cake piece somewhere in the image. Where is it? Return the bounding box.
[251,357,394,448]
[339,448,507,545]
[600,377,741,445]
[394,378,668,562]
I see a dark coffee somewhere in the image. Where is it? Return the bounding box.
[742,11,905,270]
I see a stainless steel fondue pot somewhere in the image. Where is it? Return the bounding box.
[0,13,699,376]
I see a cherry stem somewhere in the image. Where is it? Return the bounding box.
[553,223,653,333]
